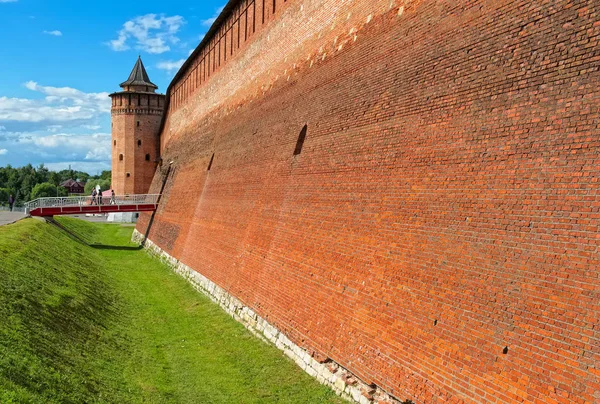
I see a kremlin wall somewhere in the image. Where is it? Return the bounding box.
[125,0,599,402]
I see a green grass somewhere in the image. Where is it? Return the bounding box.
[0,218,344,404]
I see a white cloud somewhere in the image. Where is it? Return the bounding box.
[0,97,91,123]
[0,81,112,171]
[47,125,63,132]
[43,30,62,36]
[18,133,111,162]
[0,149,7,155]
[0,0,18,3]
[0,82,110,124]
[201,6,225,27]
[157,59,186,73]
[108,14,185,54]
[27,132,109,150]
[0,129,112,173]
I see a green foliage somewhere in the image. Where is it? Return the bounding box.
[0,165,111,203]
[100,170,112,181]
[0,219,344,403]
[48,172,61,186]
[0,188,9,206]
[30,182,68,200]
[84,179,111,195]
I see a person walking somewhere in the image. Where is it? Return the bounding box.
[110,190,116,205]
[8,194,14,212]
[97,188,103,205]
[91,189,97,205]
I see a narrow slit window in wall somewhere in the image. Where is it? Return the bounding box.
[113,140,116,146]
[145,154,151,161]
[138,139,142,147]
[126,173,131,178]
[119,154,124,161]
[294,124,308,156]
[137,121,140,127]
[207,153,215,171]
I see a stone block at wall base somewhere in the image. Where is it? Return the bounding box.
[108,212,139,223]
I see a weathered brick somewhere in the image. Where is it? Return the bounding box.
[135,0,600,403]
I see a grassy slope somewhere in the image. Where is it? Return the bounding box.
[0,218,343,404]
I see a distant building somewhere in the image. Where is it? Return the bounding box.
[60,179,85,194]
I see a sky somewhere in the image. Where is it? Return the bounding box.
[0,0,225,174]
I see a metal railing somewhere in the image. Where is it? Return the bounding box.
[0,206,26,213]
[25,194,161,212]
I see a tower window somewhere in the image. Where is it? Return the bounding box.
[138,139,142,147]
[119,154,124,161]
[137,121,140,127]
[113,140,116,147]
[126,173,131,178]
[145,154,150,161]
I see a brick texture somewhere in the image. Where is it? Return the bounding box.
[111,91,165,195]
[137,0,600,402]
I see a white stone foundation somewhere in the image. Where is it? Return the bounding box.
[133,230,401,404]
[107,212,139,223]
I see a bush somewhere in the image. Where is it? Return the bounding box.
[30,183,67,200]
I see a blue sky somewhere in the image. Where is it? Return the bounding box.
[0,0,224,174]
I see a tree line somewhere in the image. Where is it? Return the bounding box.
[0,164,111,207]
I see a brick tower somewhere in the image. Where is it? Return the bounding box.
[110,57,165,195]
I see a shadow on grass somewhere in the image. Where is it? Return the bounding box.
[90,244,143,251]
[45,218,142,251]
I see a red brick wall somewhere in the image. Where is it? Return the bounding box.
[139,0,600,402]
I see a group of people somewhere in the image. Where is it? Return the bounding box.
[90,188,116,205]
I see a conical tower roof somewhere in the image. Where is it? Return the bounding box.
[120,56,158,90]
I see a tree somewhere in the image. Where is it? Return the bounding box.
[48,172,61,186]
[75,171,90,182]
[0,188,9,206]
[100,170,112,181]
[0,165,98,202]
[30,183,67,200]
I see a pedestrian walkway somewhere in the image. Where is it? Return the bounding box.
[0,211,26,226]
[25,194,160,217]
